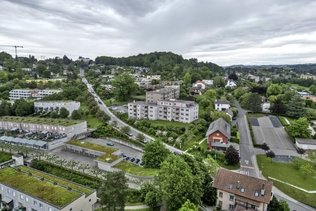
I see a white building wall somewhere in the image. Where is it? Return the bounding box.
[215,103,231,111]
[34,101,80,116]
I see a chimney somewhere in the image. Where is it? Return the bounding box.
[261,184,265,196]
[236,181,240,189]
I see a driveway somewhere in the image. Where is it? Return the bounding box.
[251,116,296,152]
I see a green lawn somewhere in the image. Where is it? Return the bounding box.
[247,113,266,118]
[132,95,146,101]
[86,115,103,128]
[144,119,189,128]
[0,116,82,126]
[18,166,94,195]
[67,140,119,163]
[257,155,316,207]
[307,150,316,163]
[114,161,159,177]
[0,151,12,163]
[0,167,81,208]
[278,116,295,127]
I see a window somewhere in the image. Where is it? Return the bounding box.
[33,200,38,206]
[251,205,256,209]
[229,204,234,210]
[218,200,222,208]
[229,195,234,201]
[219,192,223,198]
[39,203,43,208]
[20,194,24,200]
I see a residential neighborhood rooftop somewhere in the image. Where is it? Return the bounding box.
[206,118,231,139]
[0,116,83,126]
[213,168,273,204]
[215,99,230,105]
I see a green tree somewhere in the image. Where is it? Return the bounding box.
[288,117,311,138]
[267,84,283,96]
[99,171,128,211]
[210,111,231,124]
[225,146,239,165]
[136,133,145,142]
[301,162,314,179]
[0,101,11,116]
[240,93,262,112]
[270,97,286,114]
[158,155,198,211]
[59,108,69,118]
[121,126,131,135]
[143,140,170,168]
[285,94,305,118]
[183,72,192,87]
[279,200,290,211]
[213,76,225,88]
[71,110,81,120]
[112,72,137,101]
[310,85,316,95]
[140,183,161,209]
[202,174,217,206]
[179,200,198,211]
[13,99,34,116]
[267,196,281,211]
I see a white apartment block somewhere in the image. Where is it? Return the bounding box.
[128,99,199,123]
[9,89,62,101]
[34,101,80,116]
[146,86,180,103]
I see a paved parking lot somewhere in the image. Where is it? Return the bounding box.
[251,116,295,151]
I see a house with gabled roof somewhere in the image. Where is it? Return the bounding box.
[206,118,231,150]
[213,168,273,211]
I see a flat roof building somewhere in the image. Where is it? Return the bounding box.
[9,89,62,101]
[0,166,97,211]
[34,101,80,116]
[128,99,198,123]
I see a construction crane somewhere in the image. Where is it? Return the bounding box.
[0,45,23,59]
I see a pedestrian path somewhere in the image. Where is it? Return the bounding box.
[268,176,316,193]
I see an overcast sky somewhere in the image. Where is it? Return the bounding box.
[1,0,316,66]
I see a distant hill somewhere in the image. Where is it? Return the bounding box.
[95,51,223,78]
[225,63,316,74]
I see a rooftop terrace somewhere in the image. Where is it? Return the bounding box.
[0,166,94,208]
[0,116,83,126]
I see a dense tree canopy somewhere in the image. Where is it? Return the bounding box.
[142,140,170,168]
[288,117,311,138]
[112,72,137,101]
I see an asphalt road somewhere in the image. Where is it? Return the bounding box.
[236,102,259,177]
[82,77,184,154]
[236,102,315,211]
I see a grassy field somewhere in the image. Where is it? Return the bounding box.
[0,151,12,163]
[0,167,81,208]
[0,116,82,126]
[146,120,189,128]
[257,155,316,207]
[86,115,103,128]
[114,161,159,177]
[18,166,94,195]
[67,140,119,163]
[278,116,295,127]
[247,113,266,118]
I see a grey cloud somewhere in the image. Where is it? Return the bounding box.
[0,0,316,65]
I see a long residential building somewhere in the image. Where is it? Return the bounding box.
[9,89,62,101]
[0,116,87,137]
[146,86,180,103]
[34,101,80,116]
[0,166,97,211]
[128,99,198,123]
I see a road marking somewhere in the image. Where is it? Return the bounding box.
[240,165,255,169]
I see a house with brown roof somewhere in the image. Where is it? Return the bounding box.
[206,118,231,150]
[213,169,273,211]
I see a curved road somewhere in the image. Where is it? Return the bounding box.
[82,77,184,155]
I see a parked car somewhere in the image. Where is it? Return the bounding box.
[131,158,135,162]
[106,141,114,146]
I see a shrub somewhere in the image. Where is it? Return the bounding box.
[266,150,275,158]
